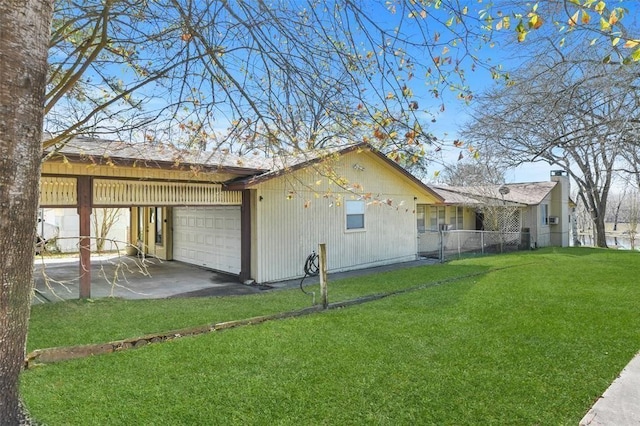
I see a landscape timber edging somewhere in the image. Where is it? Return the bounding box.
[24,306,323,368]
[24,267,505,368]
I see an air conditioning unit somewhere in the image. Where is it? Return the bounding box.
[548,216,559,225]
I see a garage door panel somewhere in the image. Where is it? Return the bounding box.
[173,206,241,275]
[225,236,240,250]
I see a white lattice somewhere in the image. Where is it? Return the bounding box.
[482,207,522,233]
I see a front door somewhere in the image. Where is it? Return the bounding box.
[144,207,166,258]
[475,211,485,230]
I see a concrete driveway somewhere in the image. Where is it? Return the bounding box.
[33,254,437,304]
[32,254,265,303]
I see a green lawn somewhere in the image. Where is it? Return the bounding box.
[27,261,488,351]
[21,247,640,424]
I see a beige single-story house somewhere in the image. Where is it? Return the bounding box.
[40,138,442,296]
[419,171,572,255]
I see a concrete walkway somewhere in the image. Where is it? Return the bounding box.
[580,352,640,425]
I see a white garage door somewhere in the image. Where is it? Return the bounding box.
[173,206,241,275]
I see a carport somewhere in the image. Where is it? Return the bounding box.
[40,137,266,298]
[32,255,266,303]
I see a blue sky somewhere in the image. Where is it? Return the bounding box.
[355,0,556,183]
[47,0,637,186]
[406,0,640,184]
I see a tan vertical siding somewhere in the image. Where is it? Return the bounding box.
[253,151,427,283]
[464,207,476,229]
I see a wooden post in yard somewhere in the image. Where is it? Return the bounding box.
[319,243,328,309]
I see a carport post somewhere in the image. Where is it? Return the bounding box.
[77,176,92,298]
[239,189,252,283]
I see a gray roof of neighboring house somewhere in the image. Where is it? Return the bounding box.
[45,136,269,175]
[429,181,557,206]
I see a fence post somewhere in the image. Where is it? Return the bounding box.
[439,230,444,263]
[319,243,328,309]
[481,231,484,255]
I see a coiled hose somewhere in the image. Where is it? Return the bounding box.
[300,252,319,303]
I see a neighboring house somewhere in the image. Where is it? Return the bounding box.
[40,138,441,296]
[423,171,571,254]
[40,207,129,253]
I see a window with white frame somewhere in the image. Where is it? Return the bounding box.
[428,206,465,230]
[416,205,427,232]
[429,206,446,230]
[541,204,549,225]
[346,200,365,230]
[447,206,465,230]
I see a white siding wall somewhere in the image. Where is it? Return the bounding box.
[535,194,553,247]
[41,207,130,253]
[252,151,434,283]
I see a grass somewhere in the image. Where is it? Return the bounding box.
[27,261,487,351]
[21,247,640,424]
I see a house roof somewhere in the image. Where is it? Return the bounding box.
[43,138,442,200]
[429,181,558,206]
[224,143,444,201]
[224,143,365,188]
[44,136,269,176]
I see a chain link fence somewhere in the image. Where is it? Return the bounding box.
[418,229,531,262]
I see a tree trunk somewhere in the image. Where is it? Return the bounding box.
[0,1,53,424]
[612,196,623,232]
[594,212,608,248]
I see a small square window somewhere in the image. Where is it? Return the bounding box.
[346,200,365,230]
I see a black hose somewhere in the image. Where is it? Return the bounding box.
[300,251,319,295]
[304,252,319,276]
